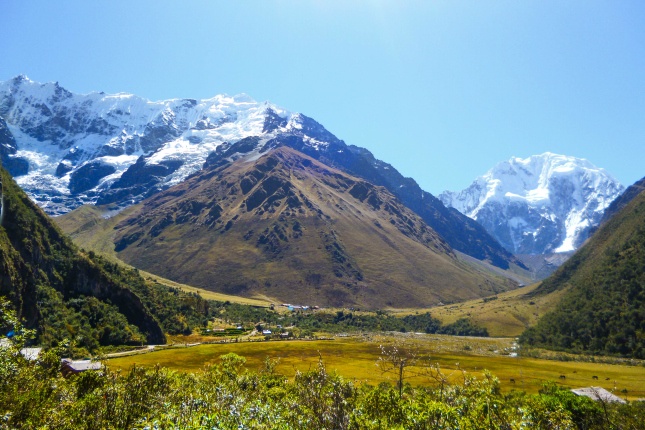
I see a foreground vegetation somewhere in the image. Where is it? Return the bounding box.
[4,300,645,428]
[2,347,645,428]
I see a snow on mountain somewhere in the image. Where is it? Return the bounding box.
[0,75,298,214]
[439,153,624,255]
[0,76,523,270]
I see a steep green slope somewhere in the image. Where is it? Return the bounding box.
[599,175,645,224]
[0,166,208,353]
[520,187,645,358]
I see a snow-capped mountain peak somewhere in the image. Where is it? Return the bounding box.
[0,77,304,214]
[0,76,524,271]
[440,153,623,254]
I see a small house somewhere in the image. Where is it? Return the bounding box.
[61,358,103,377]
[571,387,626,404]
[262,330,272,335]
[20,347,42,360]
[1,339,42,361]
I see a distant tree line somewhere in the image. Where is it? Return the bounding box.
[212,303,488,337]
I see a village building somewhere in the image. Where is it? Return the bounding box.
[570,387,626,404]
[60,358,103,377]
[1,338,43,361]
[20,347,42,360]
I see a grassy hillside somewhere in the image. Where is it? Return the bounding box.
[0,166,212,354]
[520,188,645,358]
[58,147,518,309]
[420,282,569,337]
[55,204,275,307]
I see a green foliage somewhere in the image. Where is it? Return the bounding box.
[0,298,35,348]
[439,317,490,337]
[522,192,645,358]
[537,382,605,429]
[86,252,211,336]
[37,286,145,356]
[1,322,644,430]
[211,303,487,337]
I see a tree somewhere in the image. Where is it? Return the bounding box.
[377,342,420,398]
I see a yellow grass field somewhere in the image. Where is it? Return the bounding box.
[106,334,645,401]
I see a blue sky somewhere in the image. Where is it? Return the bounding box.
[1,1,644,194]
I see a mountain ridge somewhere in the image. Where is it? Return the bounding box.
[1,76,520,270]
[598,176,645,225]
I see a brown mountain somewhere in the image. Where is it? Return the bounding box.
[60,147,517,309]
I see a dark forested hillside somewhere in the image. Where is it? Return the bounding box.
[521,187,645,358]
[0,166,209,354]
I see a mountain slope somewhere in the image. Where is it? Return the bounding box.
[207,134,525,270]
[60,147,517,309]
[1,76,519,270]
[440,153,623,255]
[520,185,645,358]
[599,176,645,225]
[1,165,218,353]
[0,165,166,348]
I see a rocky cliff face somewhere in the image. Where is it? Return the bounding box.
[440,153,623,255]
[0,76,519,269]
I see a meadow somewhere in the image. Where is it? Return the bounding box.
[106,333,645,401]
